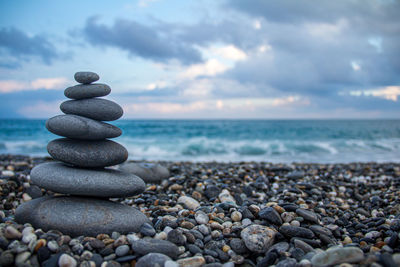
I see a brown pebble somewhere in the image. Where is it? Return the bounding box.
[103,238,115,245]
[192,191,202,200]
[222,245,230,252]
[169,184,183,191]
[370,246,380,252]
[375,241,385,248]
[96,234,110,240]
[181,221,195,229]
[274,205,285,214]
[147,185,157,191]
[34,239,47,252]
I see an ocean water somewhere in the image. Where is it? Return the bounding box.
[0,119,399,163]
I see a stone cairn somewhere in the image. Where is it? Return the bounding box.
[15,72,149,237]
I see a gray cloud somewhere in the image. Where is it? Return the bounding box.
[228,0,400,25]
[216,0,400,108]
[83,16,203,65]
[81,1,400,116]
[0,27,59,66]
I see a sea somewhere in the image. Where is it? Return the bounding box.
[0,119,399,163]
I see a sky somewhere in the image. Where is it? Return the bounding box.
[0,0,399,119]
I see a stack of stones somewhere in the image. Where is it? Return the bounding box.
[15,71,149,237]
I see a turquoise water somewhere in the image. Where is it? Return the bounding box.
[0,119,399,163]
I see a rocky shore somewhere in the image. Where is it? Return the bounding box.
[0,154,399,267]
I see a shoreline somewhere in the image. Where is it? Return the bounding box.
[1,153,400,165]
[1,154,399,266]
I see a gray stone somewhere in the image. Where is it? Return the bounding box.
[294,239,315,253]
[259,207,283,225]
[279,225,315,239]
[31,162,145,197]
[296,208,319,224]
[136,253,171,267]
[267,242,289,254]
[47,138,128,168]
[60,98,123,121]
[309,225,333,237]
[240,224,276,253]
[140,222,156,237]
[46,115,121,140]
[311,246,364,266]
[229,238,248,254]
[115,245,130,257]
[65,83,110,100]
[131,239,179,259]
[15,196,149,237]
[74,71,99,84]
[276,258,297,267]
[119,162,169,183]
[286,170,305,179]
[0,250,14,266]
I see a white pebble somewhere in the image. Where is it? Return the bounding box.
[15,251,31,265]
[59,253,77,267]
[154,231,167,240]
[231,211,242,222]
[195,211,209,224]
[22,227,34,236]
[47,240,59,252]
[164,260,179,267]
[164,226,173,234]
[22,233,37,244]
[178,196,200,210]
[1,170,14,177]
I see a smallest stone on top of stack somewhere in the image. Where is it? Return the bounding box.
[15,71,149,237]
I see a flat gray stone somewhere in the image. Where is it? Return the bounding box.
[47,138,128,168]
[311,246,364,266]
[74,71,99,84]
[131,239,179,259]
[60,98,123,121]
[119,162,169,183]
[240,225,277,253]
[65,83,111,99]
[31,162,145,197]
[15,196,149,237]
[46,115,121,140]
[136,253,171,267]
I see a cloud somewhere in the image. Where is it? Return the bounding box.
[350,86,400,101]
[212,0,400,108]
[0,78,69,93]
[228,0,400,25]
[82,17,203,65]
[80,0,399,118]
[0,27,59,66]
[213,45,247,61]
[121,95,310,118]
[179,59,228,80]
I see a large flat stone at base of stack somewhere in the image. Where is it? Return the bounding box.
[15,196,149,237]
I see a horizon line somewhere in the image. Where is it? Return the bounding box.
[1,117,400,121]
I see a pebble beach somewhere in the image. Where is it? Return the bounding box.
[1,154,399,267]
